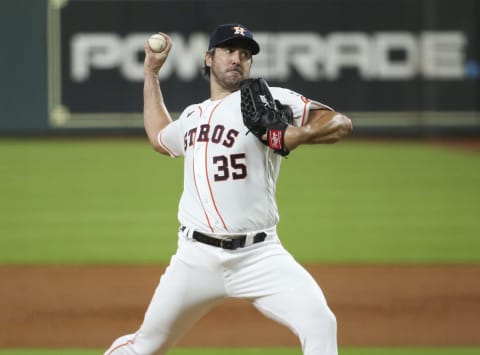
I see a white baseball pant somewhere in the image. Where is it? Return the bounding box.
[105,228,337,355]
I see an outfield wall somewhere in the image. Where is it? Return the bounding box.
[0,0,49,133]
[1,0,479,135]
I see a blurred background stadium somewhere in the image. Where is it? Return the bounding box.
[1,0,479,135]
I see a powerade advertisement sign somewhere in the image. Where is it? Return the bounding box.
[48,0,479,128]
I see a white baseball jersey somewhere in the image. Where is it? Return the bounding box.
[158,87,331,235]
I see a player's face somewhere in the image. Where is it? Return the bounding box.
[208,44,252,91]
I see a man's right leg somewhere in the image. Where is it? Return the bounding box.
[105,238,226,355]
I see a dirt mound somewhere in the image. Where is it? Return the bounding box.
[1,264,479,348]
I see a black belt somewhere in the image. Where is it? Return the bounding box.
[182,227,267,250]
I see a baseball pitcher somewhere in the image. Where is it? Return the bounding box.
[105,23,352,355]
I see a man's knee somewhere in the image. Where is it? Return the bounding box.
[299,307,337,343]
[299,309,337,355]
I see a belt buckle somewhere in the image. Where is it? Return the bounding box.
[220,237,234,249]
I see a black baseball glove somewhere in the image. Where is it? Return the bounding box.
[240,78,293,156]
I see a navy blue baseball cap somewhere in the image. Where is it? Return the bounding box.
[208,24,260,55]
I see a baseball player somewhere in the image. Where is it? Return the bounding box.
[105,24,352,355]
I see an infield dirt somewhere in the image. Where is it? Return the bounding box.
[1,264,479,348]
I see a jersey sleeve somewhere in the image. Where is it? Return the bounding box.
[157,121,183,157]
[157,107,192,158]
[271,87,334,127]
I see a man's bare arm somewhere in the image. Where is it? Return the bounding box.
[284,109,353,151]
[143,33,173,155]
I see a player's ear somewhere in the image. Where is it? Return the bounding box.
[205,50,213,68]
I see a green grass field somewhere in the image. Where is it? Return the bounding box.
[0,347,479,355]
[0,138,479,264]
[1,138,479,354]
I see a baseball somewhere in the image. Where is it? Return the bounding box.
[148,33,167,52]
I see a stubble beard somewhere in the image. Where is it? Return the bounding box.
[211,65,249,92]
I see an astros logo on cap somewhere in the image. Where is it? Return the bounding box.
[232,25,246,36]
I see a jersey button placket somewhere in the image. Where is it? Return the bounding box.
[193,132,214,230]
